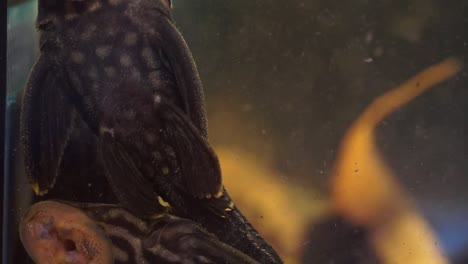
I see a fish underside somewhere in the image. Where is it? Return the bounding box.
[19,200,261,264]
[20,0,282,263]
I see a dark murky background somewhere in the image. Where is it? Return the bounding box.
[6,0,468,263]
[174,2,467,261]
[174,1,468,262]
[175,0,467,197]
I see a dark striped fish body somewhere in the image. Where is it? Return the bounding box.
[19,200,260,264]
[20,0,283,262]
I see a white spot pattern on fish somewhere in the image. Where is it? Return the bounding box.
[104,67,117,78]
[124,32,138,46]
[120,54,132,67]
[141,47,158,69]
[88,1,102,12]
[81,24,98,41]
[96,46,112,59]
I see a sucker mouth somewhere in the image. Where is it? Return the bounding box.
[19,201,113,264]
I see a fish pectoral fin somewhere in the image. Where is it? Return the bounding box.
[144,217,260,264]
[99,135,168,218]
[158,16,208,137]
[20,55,76,195]
[155,95,223,201]
[204,192,235,218]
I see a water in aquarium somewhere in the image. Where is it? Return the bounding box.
[4,0,468,263]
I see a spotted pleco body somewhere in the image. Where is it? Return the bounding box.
[39,0,213,215]
[20,0,283,263]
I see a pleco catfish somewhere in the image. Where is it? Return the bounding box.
[20,200,260,264]
[20,0,282,263]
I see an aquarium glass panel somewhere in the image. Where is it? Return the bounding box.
[4,1,468,263]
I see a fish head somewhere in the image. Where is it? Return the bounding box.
[36,0,174,47]
[19,201,113,264]
[35,0,104,48]
[37,0,173,22]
